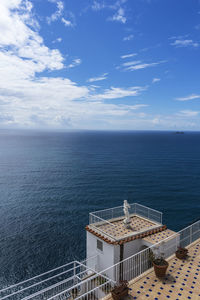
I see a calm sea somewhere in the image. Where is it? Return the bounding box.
[0,130,200,286]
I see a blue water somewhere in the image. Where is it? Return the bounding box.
[0,130,200,287]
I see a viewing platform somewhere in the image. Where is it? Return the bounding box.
[86,203,166,244]
[86,203,178,285]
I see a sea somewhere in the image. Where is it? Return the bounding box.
[0,129,200,287]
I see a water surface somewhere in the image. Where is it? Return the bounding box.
[0,130,199,286]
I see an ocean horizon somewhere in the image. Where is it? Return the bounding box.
[0,129,200,287]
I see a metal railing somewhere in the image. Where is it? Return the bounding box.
[89,203,163,240]
[2,218,200,300]
[90,203,162,225]
[73,281,113,300]
[0,256,98,300]
[19,272,114,300]
[135,203,162,224]
[25,219,199,300]
[97,219,200,284]
[44,273,115,300]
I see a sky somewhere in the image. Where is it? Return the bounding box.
[0,0,200,131]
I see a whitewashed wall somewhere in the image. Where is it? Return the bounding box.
[86,232,115,274]
[123,239,143,259]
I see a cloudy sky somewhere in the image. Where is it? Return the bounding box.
[0,0,200,130]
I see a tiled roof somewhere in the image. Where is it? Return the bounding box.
[85,224,167,245]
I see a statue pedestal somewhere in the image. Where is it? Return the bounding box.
[123,218,131,228]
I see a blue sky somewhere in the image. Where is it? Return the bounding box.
[0,0,200,130]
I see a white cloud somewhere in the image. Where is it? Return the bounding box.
[152,117,160,125]
[91,86,145,100]
[46,1,75,27]
[0,49,63,84]
[66,58,82,68]
[140,43,161,52]
[110,8,126,23]
[123,34,134,41]
[52,37,62,43]
[90,1,128,26]
[61,17,73,27]
[169,34,189,40]
[124,61,165,71]
[171,39,199,48]
[0,0,64,75]
[117,59,165,72]
[121,53,137,59]
[47,1,64,24]
[126,104,148,110]
[122,60,142,67]
[152,78,160,83]
[177,110,199,117]
[175,94,200,101]
[147,114,199,129]
[0,0,151,130]
[91,0,128,12]
[0,1,37,48]
[87,73,108,82]
[0,78,148,129]
[91,1,106,11]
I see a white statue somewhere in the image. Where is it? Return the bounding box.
[123,200,131,225]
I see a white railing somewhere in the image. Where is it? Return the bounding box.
[89,203,162,240]
[20,273,112,300]
[73,281,113,300]
[90,203,162,226]
[45,273,115,300]
[0,256,98,300]
[72,219,200,300]
[22,219,199,300]
[2,214,199,300]
[97,219,200,284]
[89,213,117,240]
[135,203,162,224]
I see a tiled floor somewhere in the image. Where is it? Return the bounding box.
[128,239,200,299]
[98,216,155,239]
[143,229,176,244]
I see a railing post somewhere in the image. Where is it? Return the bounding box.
[74,262,76,279]
[190,225,192,244]
[139,252,141,275]
[148,208,150,220]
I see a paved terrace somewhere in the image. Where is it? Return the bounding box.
[143,229,176,244]
[104,238,200,300]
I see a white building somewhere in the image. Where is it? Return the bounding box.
[86,202,178,281]
[1,202,182,300]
